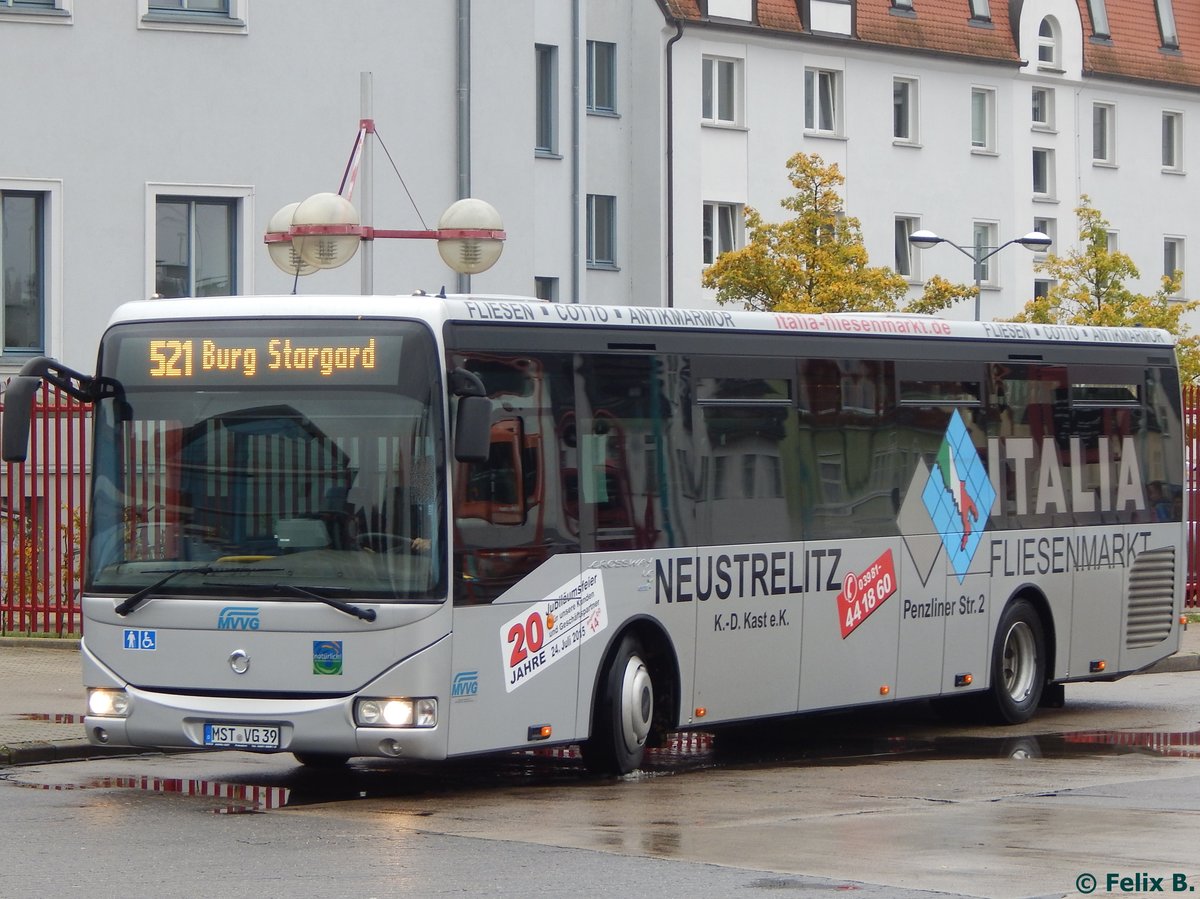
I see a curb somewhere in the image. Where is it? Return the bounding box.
[0,637,80,651]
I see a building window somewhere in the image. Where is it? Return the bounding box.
[702,56,740,125]
[973,222,999,285]
[1086,0,1110,38]
[1093,103,1116,164]
[971,87,995,152]
[586,194,616,267]
[154,196,238,298]
[1103,230,1119,251]
[1163,111,1184,171]
[969,0,990,21]
[1032,87,1054,128]
[893,77,918,142]
[805,68,842,135]
[1165,237,1184,290]
[1034,279,1054,299]
[535,44,558,154]
[703,203,741,265]
[1032,148,1055,197]
[1156,0,1179,49]
[587,41,616,114]
[534,276,559,301]
[0,190,45,352]
[1037,18,1060,67]
[895,216,920,280]
[1032,217,1056,255]
[973,222,998,285]
[0,0,71,21]
[139,0,243,31]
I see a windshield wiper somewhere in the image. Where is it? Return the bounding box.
[114,565,285,616]
[264,583,377,622]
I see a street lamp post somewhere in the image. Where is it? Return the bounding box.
[908,229,1052,321]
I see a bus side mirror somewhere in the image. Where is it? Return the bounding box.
[454,395,492,462]
[2,375,42,463]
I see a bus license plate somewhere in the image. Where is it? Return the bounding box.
[203,722,281,750]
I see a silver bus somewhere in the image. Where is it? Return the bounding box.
[3,294,1185,774]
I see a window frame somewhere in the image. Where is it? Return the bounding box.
[893,76,919,143]
[973,221,999,286]
[0,0,71,22]
[1037,17,1061,69]
[968,0,991,22]
[535,43,559,155]
[1032,217,1056,258]
[586,194,617,269]
[0,178,61,357]
[145,183,252,300]
[1031,86,1055,130]
[1092,102,1116,165]
[138,0,245,33]
[1086,0,1110,38]
[971,86,996,153]
[1163,110,1184,172]
[1032,147,1055,198]
[703,202,741,266]
[586,40,617,115]
[805,66,843,136]
[1156,0,1179,49]
[1164,236,1184,293]
[702,55,741,126]
[894,216,921,281]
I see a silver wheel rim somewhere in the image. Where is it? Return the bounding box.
[619,655,653,754]
[1001,620,1037,704]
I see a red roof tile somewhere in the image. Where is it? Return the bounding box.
[1079,0,1200,87]
[658,1,1200,87]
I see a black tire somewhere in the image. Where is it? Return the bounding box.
[293,752,350,768]
[581,634,654,775]
[982,599,1045,724]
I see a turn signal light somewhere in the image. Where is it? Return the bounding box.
[527,724,552,741]
[694,707,707,719]
[879,685,890,696]
[1090,660,1107,673]
[954,673,974,688]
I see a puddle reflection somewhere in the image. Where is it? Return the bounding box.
[14,725,1200,813]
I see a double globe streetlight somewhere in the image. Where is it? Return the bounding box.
[908,229,1052,321]
[265,192,505,283]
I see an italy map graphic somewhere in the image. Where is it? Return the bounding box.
[919,410,996,582]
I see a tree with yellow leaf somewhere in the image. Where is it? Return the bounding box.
[1009,196,1200,383]
[702,152,974,314]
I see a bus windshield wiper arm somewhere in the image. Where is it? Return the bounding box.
[266,583,377,622]
[113,565,283,616]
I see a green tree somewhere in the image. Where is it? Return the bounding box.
[702,152,974,314]
[1010,196,1200,383]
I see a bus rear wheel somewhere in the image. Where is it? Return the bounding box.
[982,599,1045,724]
[582,634,654,776]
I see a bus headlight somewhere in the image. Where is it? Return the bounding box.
[87,688,130,718]
[355,697,437,728]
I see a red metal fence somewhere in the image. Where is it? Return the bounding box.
[2,382,1199,636]
[2,382,90,635]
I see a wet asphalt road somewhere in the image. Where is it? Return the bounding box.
[3,669,1200,898]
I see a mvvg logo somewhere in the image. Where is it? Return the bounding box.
[217,606,261,630]
[451,670,479,698]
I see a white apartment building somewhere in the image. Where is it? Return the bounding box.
[1,0,1196,376]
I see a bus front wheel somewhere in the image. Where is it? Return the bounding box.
[582,634,653,776]
[982,599,1045,724]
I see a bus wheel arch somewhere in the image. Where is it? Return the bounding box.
[982,592,1051,724]
[581,618,679,775]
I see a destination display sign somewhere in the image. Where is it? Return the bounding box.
[105,324,407,388]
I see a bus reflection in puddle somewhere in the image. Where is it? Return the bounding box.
[13,728,1200,811]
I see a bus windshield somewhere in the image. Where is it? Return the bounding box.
[87,318,446,602]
